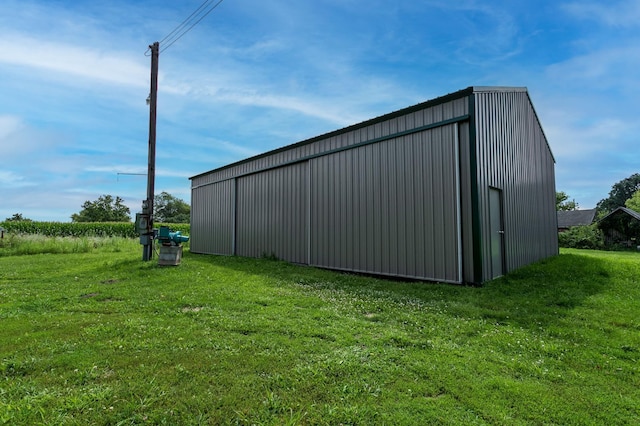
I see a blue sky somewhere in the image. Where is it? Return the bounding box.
[1,0,638,221]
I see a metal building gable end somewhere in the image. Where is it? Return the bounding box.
[470,86,555,164]
[470,88,558,282]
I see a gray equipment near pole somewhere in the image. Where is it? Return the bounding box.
[142,41,159,261]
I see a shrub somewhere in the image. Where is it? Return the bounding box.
[558,224,604,249]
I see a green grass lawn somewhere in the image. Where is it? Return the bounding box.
[1,240,639,425]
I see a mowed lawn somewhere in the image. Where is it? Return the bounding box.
[1,242,639,425]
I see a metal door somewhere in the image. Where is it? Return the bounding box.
[489,187,505,278]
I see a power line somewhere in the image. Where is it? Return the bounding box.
[161,0,225,52]
[146,0,226,55]
[159,0,214,46]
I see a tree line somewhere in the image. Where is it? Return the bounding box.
[5,192,190,223]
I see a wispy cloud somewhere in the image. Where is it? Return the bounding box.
[0,171,34,188]
[0,34,148,88]
[447,3,522,62]
[562,0,640,27]
[214,140,262,158]
[0,115,63,160]
[545,44,640,92]
[0,115,21,139]
[211,89,361,125]
[546,117,635,159]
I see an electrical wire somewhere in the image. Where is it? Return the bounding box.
[159,0,213,46]
[146,0,226,55]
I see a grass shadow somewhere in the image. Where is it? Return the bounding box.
[469,253,610,329]
[184,251,611,331]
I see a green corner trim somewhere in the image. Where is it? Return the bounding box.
[468,94,483,284]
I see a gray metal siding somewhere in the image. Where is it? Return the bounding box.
[190,95,471,282]
[190,179,234,255]
[190,97,469,189]
[474,90,557,282]
[310,124,462,283]
[236,162,309,264]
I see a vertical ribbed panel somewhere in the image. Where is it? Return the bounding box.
[235,162,309,263]
[474,90,557,281]
[310,125,461,283]
[190,179,234,255]
[190,97,469,188]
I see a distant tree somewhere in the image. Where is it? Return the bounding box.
[71,195,131,222]
[5,213,32,222]
[597,173,640,214]
[556,191,578,211]
[625,189,640,214]
[154,192,190,223]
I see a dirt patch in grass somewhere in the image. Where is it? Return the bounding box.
[181,306,204,313]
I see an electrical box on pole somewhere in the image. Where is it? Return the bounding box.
[141,41,159,261]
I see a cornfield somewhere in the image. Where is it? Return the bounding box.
[0,221,190,238]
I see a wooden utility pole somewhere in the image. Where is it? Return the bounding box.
[142,41,159,261]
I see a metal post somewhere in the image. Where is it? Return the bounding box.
[142,41,159,261]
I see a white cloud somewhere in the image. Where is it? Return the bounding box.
[546,44,640,90]
[0,115,23,139]
[541,101,640,208]
[547,117,633,159]
[213,89,360,125]
[0,115,62,159]
[215,140,262,158]
[0,170,34,188]
[0,33,148,88]
[563,0,640,27]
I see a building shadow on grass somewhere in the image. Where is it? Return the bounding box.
[467,253,610,329]
[183,251,610,331]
